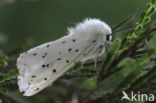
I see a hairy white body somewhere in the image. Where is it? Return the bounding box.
[17,18,112,96]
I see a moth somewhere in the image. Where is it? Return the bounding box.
[17,18,112,96]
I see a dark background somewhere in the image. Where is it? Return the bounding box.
[0,0,147,49]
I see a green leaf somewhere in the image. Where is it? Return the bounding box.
[149,35,156,48]
[117,58,134,67]
[94,58,142,99]
[123,0,156,51]
[147,3,152,8]
[0,55,8,68]
[72,62,84,70]
[0,69,19,83]
[109,38,122,54]
[0,87,8,93]
[144,17,151,25]
[151,0,156,4]
[148,7,156,16]
[73,77,97,89]
[140,12,146,20]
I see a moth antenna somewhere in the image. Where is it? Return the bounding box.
[111,25,136,35]
[112,11,137,32]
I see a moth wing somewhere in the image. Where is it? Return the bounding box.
[17,35,96,96]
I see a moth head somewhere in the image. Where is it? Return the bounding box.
[106,34,112,42]
[68,18,112,40]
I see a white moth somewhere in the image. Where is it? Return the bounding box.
[17,18,112,96]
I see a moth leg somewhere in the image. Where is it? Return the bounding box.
[104,43,108,53]
[94,56,98,74]
[94,45,103,72]
[105,41,112,53]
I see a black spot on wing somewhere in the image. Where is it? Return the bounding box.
[33,53,37,56]
[75,49,79,52]
[92,40,96,43]
[36,88,39,91]
[68,48,72,52]
[46,45,50,47]
[46,64,49,67]
[53,69,56,73]
[73,39,76,42]
[42,64,49,68]
[42,64,46,68]
[32,76,36,78]
[62,41,66,44]
[57,58,61,60]
[42,53,48,58]
[66,60,69,63]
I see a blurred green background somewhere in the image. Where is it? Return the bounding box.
[0,0,151,103]
[0,0,148,50]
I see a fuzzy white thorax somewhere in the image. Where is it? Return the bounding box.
[68,18,112,36]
